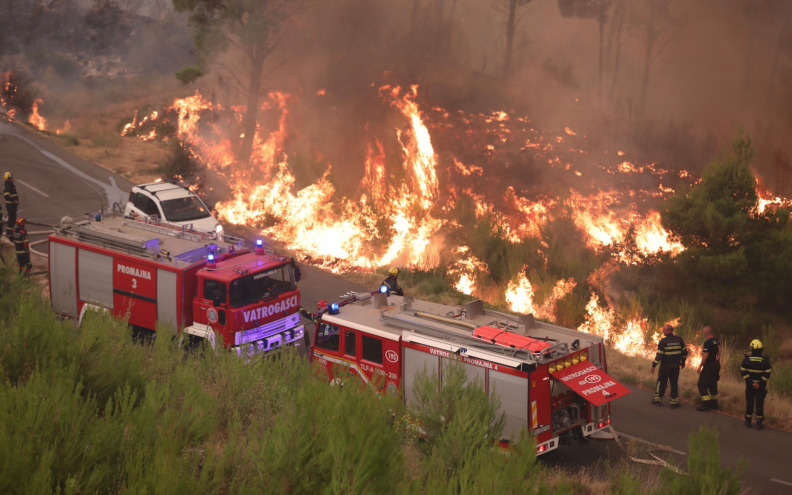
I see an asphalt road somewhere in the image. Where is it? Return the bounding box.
[3,118,791,494]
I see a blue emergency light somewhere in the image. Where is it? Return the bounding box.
[329,302,340,315]
[255,238,265,255]
[208,253,215,261]
[379,285,389,295]
[256,238,263,247]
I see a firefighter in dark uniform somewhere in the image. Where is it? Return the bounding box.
[696,326,721,411]
[299,300,328,324]
[12,217,32,276]
[382,267,404,296]
[298,300,327,347]
[651,324,687,408]
[741,339,772,430]
[4,172,19,239]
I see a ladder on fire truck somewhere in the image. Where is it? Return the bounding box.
[123,215,245,247]
[58,222,157,258]
[378,299,571,364]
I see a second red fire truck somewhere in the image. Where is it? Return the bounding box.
[310,291,630,455]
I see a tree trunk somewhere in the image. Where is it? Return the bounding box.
[238,52,264,167]
[766,8,791,109]
[739,35,755,105]
[434,0,444,54]
[597,13,605,102]
[638,24,657,116]
[444,0,459,56]
[608,0,625,101]
[502,0,518,80]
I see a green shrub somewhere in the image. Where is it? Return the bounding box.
[659,426,745,495]
[771,361,792,397]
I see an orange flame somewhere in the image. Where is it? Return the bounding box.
[116,82,792,360]
[448,246,488,295]
[29,99,46,131]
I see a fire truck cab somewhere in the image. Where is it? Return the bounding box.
[48,212,303,356]
[310,292,630,455]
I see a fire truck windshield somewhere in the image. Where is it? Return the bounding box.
[229,265,294,308]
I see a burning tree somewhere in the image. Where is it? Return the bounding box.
[660,130,792,310]
[173,0,300,166]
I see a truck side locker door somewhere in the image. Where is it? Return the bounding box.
[402,346,439,407]
[113,259,158,331]
[530,366,553,445]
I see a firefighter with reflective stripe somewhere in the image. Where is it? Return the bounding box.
[696,326,721,411]
[651,324,687,408]
[741,339,772,430]
[382,267,404,296]
[12,217,31,276]
[4,172,19,239]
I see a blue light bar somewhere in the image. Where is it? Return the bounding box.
[256,238,263,247]
[329,302,340,315]
[208,253,215,261]
[379,285,389,294]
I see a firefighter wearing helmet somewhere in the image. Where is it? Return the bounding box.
[741,339,772,430]
[651,324,687,408]
[12,217,32,276]
[382,267,404,296]
[299,300,328,324]
[4,172,19,239]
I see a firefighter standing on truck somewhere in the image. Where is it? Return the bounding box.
[4,172,19,239]
[299,300,327,347]
[299,300,328,324]
[741,339,772,430]
[651,324,687,408]
[696,326,721,411]
[12,217,32,276]
[382,267,404,296]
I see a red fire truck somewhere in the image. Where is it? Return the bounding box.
[48,212,304,355]
[310,292,630,455]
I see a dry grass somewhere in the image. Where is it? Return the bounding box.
[607,348,792,431]
[66,136,166,184]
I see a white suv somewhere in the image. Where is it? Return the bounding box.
[124,182,223,235]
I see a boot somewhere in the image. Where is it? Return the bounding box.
[651,398,662,406]
[710,400,718,410]
[696,401,710,411]
[744,418,752,428]
[756,420,764,431]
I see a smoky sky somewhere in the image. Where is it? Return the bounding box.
[4,0,792,192]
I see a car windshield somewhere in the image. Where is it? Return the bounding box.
[159,196,211,222]
[229,265,295,308]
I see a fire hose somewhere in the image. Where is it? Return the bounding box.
[607,426,685,475]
